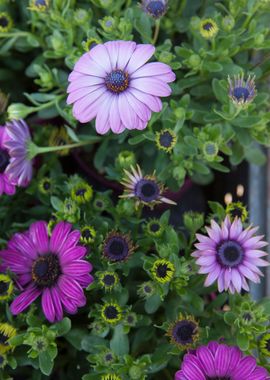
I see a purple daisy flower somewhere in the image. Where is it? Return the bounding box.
[175,341,270,380]
[4,119,33,187]
[228,73,256,106]
[0,126,16,196]
[67,40,175,134]
[192,217,268,294]
[0,221,93,322]
[141,0,168,19]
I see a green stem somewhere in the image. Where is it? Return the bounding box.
[0,31,32,38]
[152,19,160,45]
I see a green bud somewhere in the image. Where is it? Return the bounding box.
[202,141,218,161]
[183,211,204,233]
[222,15,235,31]
[174,107,185,119]
[74,8,89,23]
[118,18,132,34]
[7,103,35,120]
[99,16,115,32]
[172,166,186,182]
[190,16,201,30]
[188,54,201,68]
[99,0,113,8]
[115,150,136,169]
[158,51,174,64]
[255,34,264,46]
[129,365,143,380]
[116,199,135,217]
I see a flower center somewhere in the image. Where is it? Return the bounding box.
[32,253,61,288]
[242,312,252,321]
[172,320,196,344]
[82,229,93,239]
[104,306,119,320]
[229,207,243,219]
[105,236,129,261]
[76,188,86,196]
[0,149,9,173]
[159,131,173,148]
[150,223,160,232]
[35,0,47,5]
[156,263,170,278]
[103,274,116,286]
[0,333,8,346]
[0,16,8,28]
[203,22,214,31]
[105,70,129,93]
[265,339,270,352]
[146,1,166,17]
[0,281,9,295]
[233,87,250,101]
[217,241,244,267]
[43,181,51,190]
[135,179,160,202]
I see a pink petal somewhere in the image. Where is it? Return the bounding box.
[104,41,119,70]
[132,62,174,78]
[88,44,112,73]
[72,53,107,77]
[204,265,221,286]
[67,84,104,104]
[130,88,162,112]
[67,75,105,92]
[125,91,151,122]
[95,93,113,135]
[118,94,137,129]
[117,41,137,70]
[109,95,122,133]
[130,77,172,97]
[126,44,155,74]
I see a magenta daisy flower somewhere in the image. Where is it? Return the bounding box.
[4,119,33,187]
[192,217,268,294]
[175,341,270,380]
[0,126,16,196]
[0,221,93,322]
[67,40,175,134]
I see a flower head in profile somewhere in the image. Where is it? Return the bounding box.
[192,216,268,294]
[0,126,16,196]
[67,40,175,134]
[155,129,177,153]
[0,274,13,301]
[0,323,16,354]
[141,0,168,19]
[0,13,13,33]
[4,119,33,187]
[0,221,93,322]
[175,341,270,380]
[167,314,199,349]
[228,73,256,106]
[103,231,135,262]
[199,18,218,39]
[121,165,176,208]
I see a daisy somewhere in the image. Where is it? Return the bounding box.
[67,40,175,134]
[4,119,33,187]
[228,73,256,106]
[121,164,176,208]
[103,231,135,262]
[0,126,16,196]
[167,314,199,349]
[140,0,168,19]
[192,216,268,294]
[0,221,93,322]
[175,341,270,380]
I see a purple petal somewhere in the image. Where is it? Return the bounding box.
[50,222,72,254]
[126,44,155,74]
[88,44,112,73]
[50,287,63,322]
[10,284,41,315]
[29,221,49,254]
[117,41,136,70]
[118,94,137,129]
[95,93,113,135]
[231,356,257,378]
[104,41,119,69]
[72,53,107,77]
[58,275,85,300]
[130,77,171,97]
[41,288,56,323]
[130,88,162,112]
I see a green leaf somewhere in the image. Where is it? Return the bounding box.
[52,317,71,336]
[145,294,162,314]
[202,61,223,72]
[212,79,228,104]
[110,325,129,355]
[39,351,54,376]
[224,311,237,325]
[245,146,266,166]
[50,196,63,211]
[236,332,249,351]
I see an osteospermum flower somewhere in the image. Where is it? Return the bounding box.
[121,165,176,208]
[167,314,199,349]
[4,119,33,187]
[175,341,270,380]
[0,13,13,33]
[0,323,16,354]
[146,219,164,237]
[192,216,268,294]
[228,73,256,106]
[98,271,119,291]
[155,129,177,153]
[0,126,16,196]
[199,18,219,39]
[0,221,93,322]
[151,258,175,284]
[67,40,175,134]
[80,225,96,244]
[71,182,93,204]
[103,231,135,262]
[141,0,168,19]
[38,177,52,194]
[101,302,122,324]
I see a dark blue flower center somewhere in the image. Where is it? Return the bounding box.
[0,281,9,295]
[0,355,4,365]
[135,179,160,202]
[156,263,170,278]
[35,0,47,5]
[105,70,129,93]
[0,149,9,173]
[217,240,244,268]
[82,228,93,239]
[104,236,129,261]
[233,87,250,101]
[159,131,174,148]
[76,188,86,196]
[104,306,119,320]
[32,253,61,288]
[103,274,116,286]
[150,222,161,232]
[146,1,166,18]
[0,16,8,28]
[0,333,8,345]
[203,22,214,31]
[172,320,197,345]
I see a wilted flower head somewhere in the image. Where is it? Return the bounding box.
[175,341,270,379]
[141,0,168,19]
[192,216,268,293]
[120,164,176,208]
[0,12,13,33]
[199,18,218,39]
[103,231,135,262]
[228,73,256,106]
[3,120,33,188]
[67,40,175,134]
[0,221,93,322]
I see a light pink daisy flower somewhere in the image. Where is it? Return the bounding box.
[67,40,175,134]
[192,216,268,294]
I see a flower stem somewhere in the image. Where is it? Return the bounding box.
[152,19,161,45]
